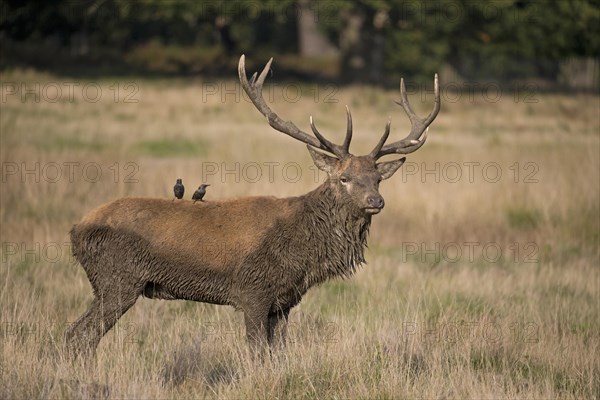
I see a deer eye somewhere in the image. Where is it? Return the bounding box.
[340,176,350,184]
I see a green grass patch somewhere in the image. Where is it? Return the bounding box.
[134,138,209,157]
[425,293,491,323]
[505,206,542,229]
[470,348,590,396]
[48,136,108,152]
[315,280,363,316]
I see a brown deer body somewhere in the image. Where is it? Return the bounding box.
[65,56,440,356]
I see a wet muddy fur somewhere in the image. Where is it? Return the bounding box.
[64,183,372,356]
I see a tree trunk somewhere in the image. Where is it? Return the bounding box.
[297,0,338,57]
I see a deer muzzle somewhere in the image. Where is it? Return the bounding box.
[365,195,385,214]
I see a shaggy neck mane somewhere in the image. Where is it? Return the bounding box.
[300,182,372,281]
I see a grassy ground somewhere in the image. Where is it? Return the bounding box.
[1,68,598,399]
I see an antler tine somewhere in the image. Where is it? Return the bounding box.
[309,116,344,157]
[238,55,324,151]
[309,112,353,158]
[342,105,353,154]
[425,73,440,126]
[254,57,272,88]
[368,119,391,158]
[375,74,440,158]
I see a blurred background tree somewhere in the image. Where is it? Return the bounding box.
[1,0,598,88]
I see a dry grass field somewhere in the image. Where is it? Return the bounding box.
[1,67,598,399]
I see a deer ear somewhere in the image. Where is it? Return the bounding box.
[377,157,406,180]
[307,145,338,173]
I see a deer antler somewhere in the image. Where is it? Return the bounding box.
[238,55,352,158]
[371,74,440,159]
[309,105,352,158]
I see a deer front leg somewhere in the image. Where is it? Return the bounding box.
[267,307,290,348]
[243,306,269,354]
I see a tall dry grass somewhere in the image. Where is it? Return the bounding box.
[0,69,598,399]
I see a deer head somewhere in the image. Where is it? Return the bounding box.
[239,55,440,216]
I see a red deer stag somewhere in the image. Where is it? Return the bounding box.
[65,55,440,357]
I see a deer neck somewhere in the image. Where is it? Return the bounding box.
[301,182,371,279]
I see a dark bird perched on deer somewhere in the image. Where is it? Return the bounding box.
[192,184,210,203]
[173,179,185,200]
[65,55,440,359]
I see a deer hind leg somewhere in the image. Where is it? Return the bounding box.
[65,282,142,359]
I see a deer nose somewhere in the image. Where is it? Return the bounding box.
[367,195,385,209]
